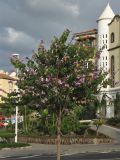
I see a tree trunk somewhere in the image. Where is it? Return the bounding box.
[52,113,55,127]
[56,109,61,160]
[25,106,27,132]
[96,125,99,137]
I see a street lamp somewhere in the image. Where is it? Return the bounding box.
[11,53,19,143]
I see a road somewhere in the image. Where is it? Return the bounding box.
[0,152,120,160]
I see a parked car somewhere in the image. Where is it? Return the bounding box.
[0,116,8,128]
[0,122,4,128]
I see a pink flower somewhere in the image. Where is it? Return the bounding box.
[73,61,78,65]
[41,77,44,82]
[65,84,69,87]
[74,82,81,87]
[58,80,62,85]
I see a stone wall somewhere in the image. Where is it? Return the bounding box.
[18,136,112,145]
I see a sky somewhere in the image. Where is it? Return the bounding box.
[0,0,120,72]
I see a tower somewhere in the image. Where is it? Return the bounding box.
[97,3,115,75]
[97,4,115,118]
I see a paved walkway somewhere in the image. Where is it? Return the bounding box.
[91,124,120,143]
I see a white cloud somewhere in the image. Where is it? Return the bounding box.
[0,27,37,53]
[67,4,80,16]
[6,27,36,45]
[7,27,21,43]
[25,0,80,17]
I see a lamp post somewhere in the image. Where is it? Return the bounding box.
[11,53,19,143]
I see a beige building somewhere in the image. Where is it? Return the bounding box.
[73,29,98,69]
[108,15,120,88]
[73,29,97,48]
[0,70,17,103]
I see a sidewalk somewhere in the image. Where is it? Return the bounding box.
[0,143,120,158]
[91,124,120,143]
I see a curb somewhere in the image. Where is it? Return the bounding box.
[0,145,31,151]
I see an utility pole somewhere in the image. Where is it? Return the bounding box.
[12,53,19,143]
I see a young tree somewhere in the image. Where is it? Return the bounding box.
[11,30,109,160]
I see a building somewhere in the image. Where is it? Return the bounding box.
[73,29,97,48]
[107,15,120,117]
[108,15,120,88]
[73,29,98,69]
[0,70,17,103]
[97,3,115,75]
[73,3,120,118]
[96,3,120,118]
[97,3,115,118]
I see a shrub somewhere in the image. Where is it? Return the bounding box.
[75,124,89,135]
[79,122,91,125]
[0,132,15,143]
[93,119,104,126]
[93,119,104,136]
[106,117,120,127]
[0,142,30,149]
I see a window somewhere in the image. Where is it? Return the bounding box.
[106,62,107,66]
[103,35,104,38]
[83,61,88,69]
[106,34,107,38]
[111,56,115,87]
[106,40,107,43]
[106,56,107,60]
[9,81,13,93]
[103,57,104,60]
[111,32,115,43]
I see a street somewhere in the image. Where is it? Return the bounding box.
[0,152,120,160]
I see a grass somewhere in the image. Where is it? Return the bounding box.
[0,142,30,149]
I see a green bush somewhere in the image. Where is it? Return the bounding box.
[75,124,89,135]
[47,124,56,136]
[61,114,79,135]
[0,142,30,149]
[0,132,15,143]
[79,122,91,125]
[106,117,120,127]
[93,119,104,126]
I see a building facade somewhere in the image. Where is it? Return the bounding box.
[97,3,115,76]
[73,4,120,118]
[0,70,17,103]
[97,4,120,118]
[97,4,115,118]
[73,29,97,48]
[108,15,120,88]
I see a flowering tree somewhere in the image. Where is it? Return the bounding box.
[11,30,109,160]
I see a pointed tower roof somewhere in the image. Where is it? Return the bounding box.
[98,3,115,21]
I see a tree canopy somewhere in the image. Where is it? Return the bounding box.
[11,29,110,160]
[11,30,109,114]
